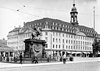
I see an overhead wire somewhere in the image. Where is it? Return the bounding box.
[1,0,100,19]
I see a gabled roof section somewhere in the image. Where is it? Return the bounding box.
[9,27,21,33]
[0,39,7,46]
[0,39,13,52]
[18,27,34,35]
[0,45,14,52]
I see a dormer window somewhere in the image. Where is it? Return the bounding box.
[66,29,67,32]
[52,26,54,29]
[68,26,69,28]
[59,24,61,27]
[58,27,60,30]
[62,28,63,31]
[66,25,67,28]
[53,22,54,25]
[46,21,48,24]
[55,27,57,30]
[54,27,55,30]
[63,25,64,27]
[56,23,57,25]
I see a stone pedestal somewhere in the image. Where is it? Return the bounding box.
[24,39,46,58]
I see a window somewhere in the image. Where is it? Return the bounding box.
[53,44,54,48]
[66,45,67,49]
[56,23,57,25]
[63,28,64,31]
[66,25,67,28]
[56,38,58,42]
[63,25,64,27]
[59,33,61,36]
[45,32,48,35]
[69,46,70,49]
[66,29,68,32]
[52,26,54,29]
[53,22,54,25]
[69,35,70,38]
[63,39,64,43]
[66,40,68,43]
[58,27,60,30]
[63,44,64,49]
[71,46,73,49]
[53,32,55,36]
[59,39,61,43]
[63,34,64,37]
[56,45,57,48]
[55,27,57,30]
[46,44,48,48]
[53,38,55,42]
[68,26,69,28]
[59,45,60,48]
[66,34,68,37]
[59,24,61,26]
[56,33,58,36]
[60,28,62,30]
[54,27,55,30]
[71,40,73,44]
[57,27,58,30]
[51,26,52,29]
[69,40,70,44]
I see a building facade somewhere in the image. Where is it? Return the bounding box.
[7,3,97,56]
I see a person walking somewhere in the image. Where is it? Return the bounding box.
[0,53,2,61]
[19,53,22,64]
[62,54,66,64]
[35,56,38,64]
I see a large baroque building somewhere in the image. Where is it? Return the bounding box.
[7,3,97,56]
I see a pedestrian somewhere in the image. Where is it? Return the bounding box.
[69,55,73,61]
[0,53,2,61]
[35,56,38,64]
[32,56,35,63]
[62,54,66,64]
[19,53,22,64]
[47,56,50,62]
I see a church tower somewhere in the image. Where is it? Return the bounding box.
[70,1,78,26]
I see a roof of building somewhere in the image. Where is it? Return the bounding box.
[18,27,35,35]
[24,18,97,38]
[0,45,14,52]
[25,17,73,26]
[9,27,21,33]
[0,39,14,52]
[0,39,7,46]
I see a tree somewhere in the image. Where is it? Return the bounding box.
[92,38,100,57]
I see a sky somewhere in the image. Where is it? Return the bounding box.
[0,0,100,39]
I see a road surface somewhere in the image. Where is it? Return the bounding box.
[0,61,100,71]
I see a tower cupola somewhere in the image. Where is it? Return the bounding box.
[70,3,78,26]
